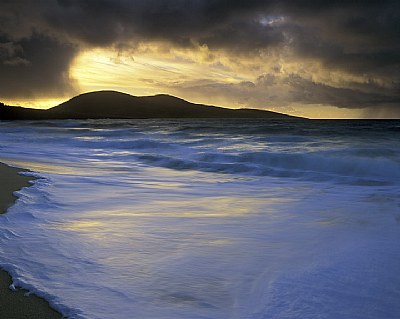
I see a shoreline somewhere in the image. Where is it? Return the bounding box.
[0,162,63,318]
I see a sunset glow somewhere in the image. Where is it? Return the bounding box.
[1,3,400,319]
[1,1,398,118]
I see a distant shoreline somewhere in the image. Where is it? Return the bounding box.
[0,90,301,120]
[0,162,63,319]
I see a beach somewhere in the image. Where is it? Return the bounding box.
[0,163,62,319]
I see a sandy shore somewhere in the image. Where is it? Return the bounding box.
[0,163,63,318]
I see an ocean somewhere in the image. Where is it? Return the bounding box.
[0,119,399,319]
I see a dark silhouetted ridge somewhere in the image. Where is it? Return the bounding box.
[1,91,300,120]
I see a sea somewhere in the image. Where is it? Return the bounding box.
[0,119,399,319]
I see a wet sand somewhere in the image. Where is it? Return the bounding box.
[0,163,63,318]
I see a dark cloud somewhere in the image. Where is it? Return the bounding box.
[0,0,399,114]
[281,1,400,72]
[199,20,284,52]
[42,0,273,46]
[170,72,399,115]
[282,74,400,109]
[0,32,77,99]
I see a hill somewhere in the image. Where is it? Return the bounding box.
[1,91,299,120]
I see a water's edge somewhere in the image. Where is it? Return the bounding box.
[0,162,64,318]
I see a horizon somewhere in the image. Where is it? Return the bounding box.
[3,89,399,120]
[1,1,399,119]
[1,89,359,120]
[0,90,306,119]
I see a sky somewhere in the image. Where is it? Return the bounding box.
[0,0,399,118]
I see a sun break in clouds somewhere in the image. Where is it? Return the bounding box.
[0,0,399,118]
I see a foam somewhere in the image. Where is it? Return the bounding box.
[0,119,399,318]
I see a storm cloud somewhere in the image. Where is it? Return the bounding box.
[0,0,399,114]
[0,32,77,99]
